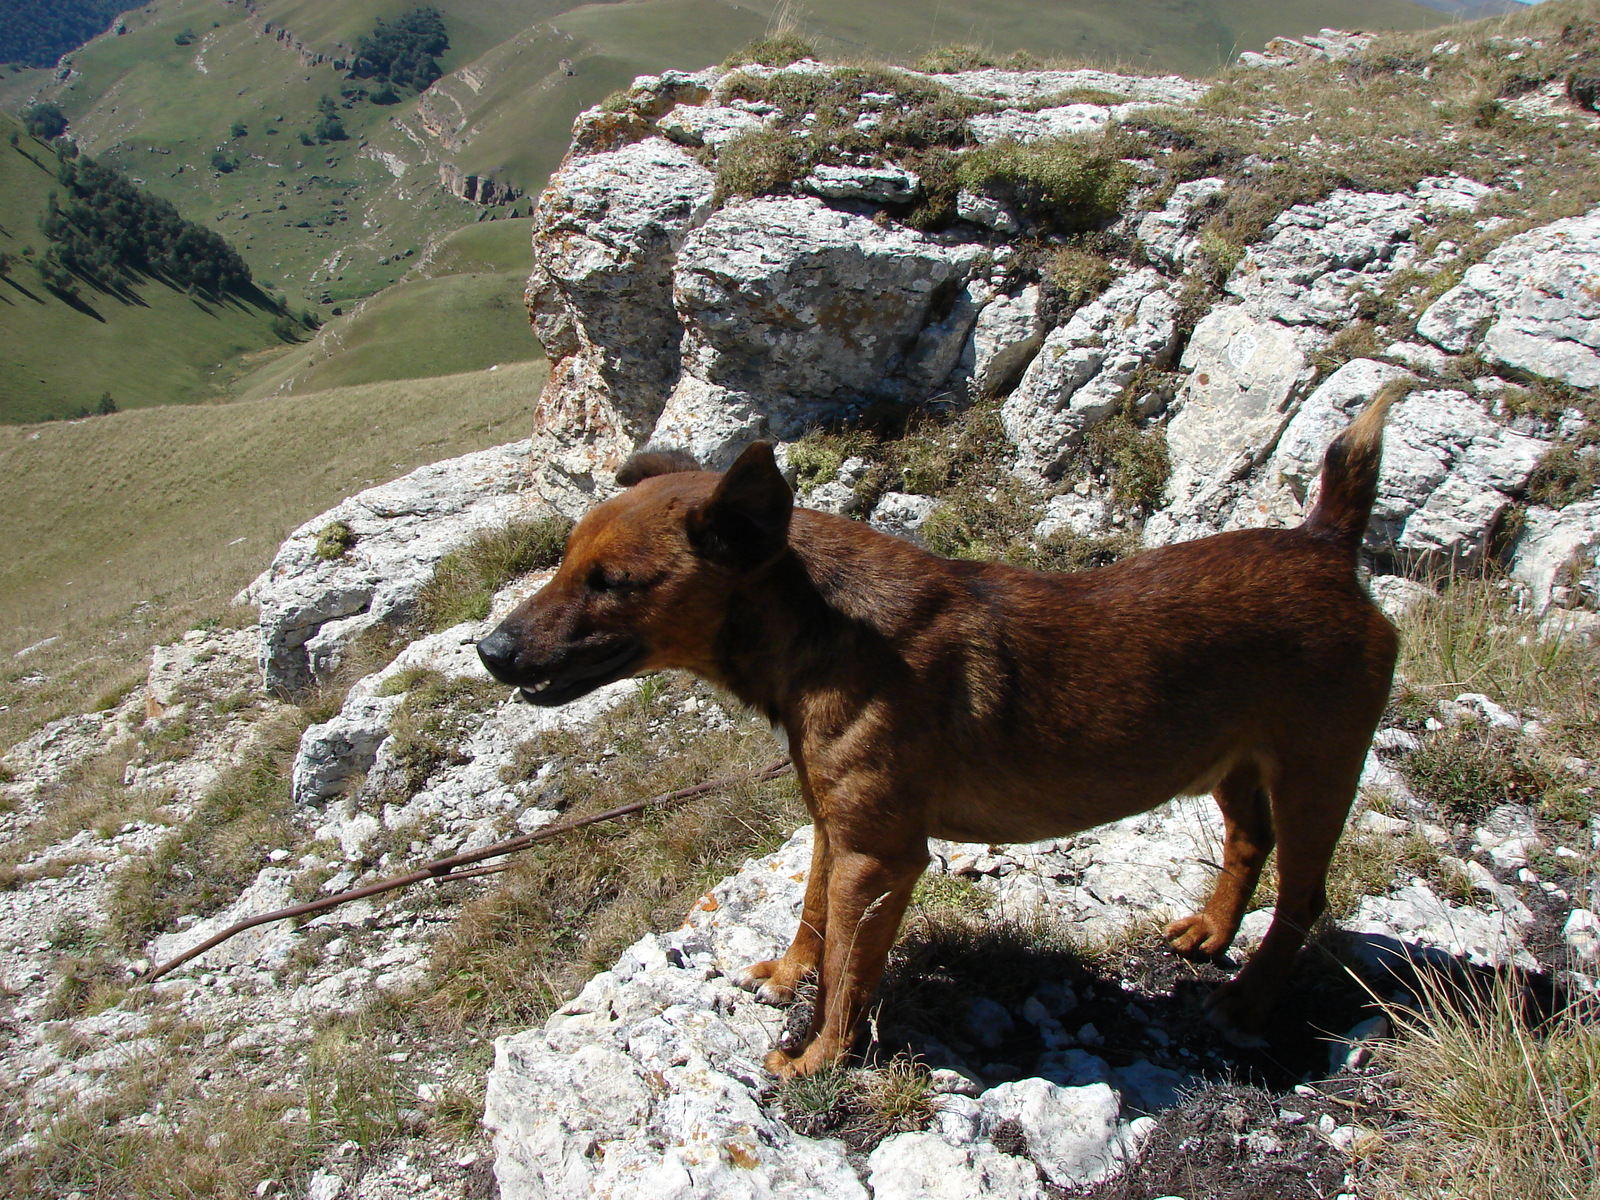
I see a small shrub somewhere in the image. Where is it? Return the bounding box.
[723,33,817,69]
[914,44,999,73]
[787,434,849,491]
[1401,724,1550,819]
[1526,445,1600,508]
[1044,247,1114,309]
[774,1058,935,1149]
[314,519,357,561]
[23,101,68,141]
[956,136,1133,233]
[1022,529,1139,574]
[714,126,816,202]
[1080,413,1170,513]
[416,514,571,631]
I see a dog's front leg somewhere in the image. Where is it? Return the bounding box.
[741,820,830,1004]
[764,841,928,1079]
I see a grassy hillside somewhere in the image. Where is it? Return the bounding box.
[0,114,293,423]
[232,216,540,399]
[0,359,545,747]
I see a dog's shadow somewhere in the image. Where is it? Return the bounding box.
[836,915,1391,1103]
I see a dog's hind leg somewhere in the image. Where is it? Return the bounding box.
[764,842,928,1079]
[1204,758,1361,1043]
[1166,761,1274,959]
[741,822,830,1004]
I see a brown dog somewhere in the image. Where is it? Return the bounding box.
[478,391,1400,1078]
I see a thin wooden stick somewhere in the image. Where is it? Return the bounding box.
[140,758,792,984]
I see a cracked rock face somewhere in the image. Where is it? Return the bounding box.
[652,198,984,465]
[242,441,534,693]
[1002,268,1181,480]
[1226,179,1491,343]
[525,138,717,506]
[1417,206,1600,388]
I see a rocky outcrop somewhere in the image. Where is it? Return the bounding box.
[525,139,716,507]
[438,163,522,206]
[656,199,983,464]
[1225,179,1492,349]
[1002,268,1181,479]
[1153,354,1553,569]
[1417,206,1600,388]
[243,440,533,693]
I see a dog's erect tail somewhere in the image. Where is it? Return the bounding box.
[1303,380,1408,549]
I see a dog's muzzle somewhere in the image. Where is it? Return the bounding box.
[477,628,646,707]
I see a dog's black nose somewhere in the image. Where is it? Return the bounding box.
[477,629,517,679]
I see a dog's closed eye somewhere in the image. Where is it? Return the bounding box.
[586,564,635,593]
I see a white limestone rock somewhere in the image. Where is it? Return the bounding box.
[871,492,940,543]
[1136,177,1224,271]
[1347,880,1539,972]
[800,162,921,203]
[147,868,299,973]
[928,68,1205,108]
[968,104,1115,145]
[241,442,534,692]
[1512,500,1600,611]
[980,1079,1136,1187]
[657,103,770,149]
[1227,189,1423,331]
[1184,357,1550,567]
[1417,206,1600,387]
[1143,306,1309,545]
[1036,491,1115,540]
[654,197,983,463]
[869,1132,1048,1200]
[964,284,1043,396]
[524,139,717,505]
[956,188,1022,233]
[1002,268,1181,479]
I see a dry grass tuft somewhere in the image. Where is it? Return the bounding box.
[1372,969,1600,1200]
[417,677,802,1030]
[1392,576,1598,825]
[415,514,571,632]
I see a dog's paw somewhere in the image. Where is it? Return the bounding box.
[1164,913,1234,959]
[737,959,804,1005]
[764,1047,802,1078]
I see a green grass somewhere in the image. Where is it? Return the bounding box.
[233,260,542,399]
[0,116,291,423]
[0,360,545,750]
[415,515,572,631]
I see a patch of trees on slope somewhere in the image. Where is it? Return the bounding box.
[37,142,253,299]
[0,0,151,68]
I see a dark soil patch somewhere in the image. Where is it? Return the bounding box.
[1060,1081,1377,1200]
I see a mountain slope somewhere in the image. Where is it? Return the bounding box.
[0,114,292,422]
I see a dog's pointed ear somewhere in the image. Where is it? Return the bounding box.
[616,447,702,487]
[687,442,793,572]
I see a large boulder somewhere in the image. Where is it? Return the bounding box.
[1143,306,1309,544]
[1417,205,1600,388]
[525,139,717,506]
[243,441,534,693]
[652,197,984,464]
[1512,500,1600,611]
